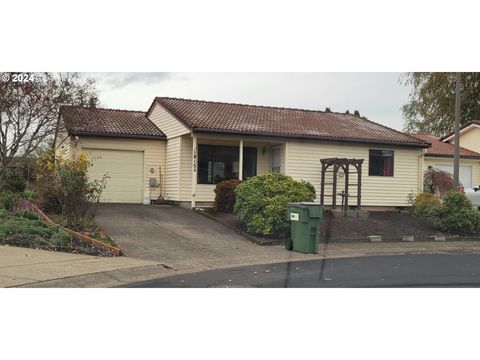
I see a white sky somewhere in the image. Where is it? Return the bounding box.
[91,73,412,131]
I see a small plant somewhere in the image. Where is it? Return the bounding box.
[412,192,441,218]
[214,179,242,213]
[234,173,316,237]
[50,229,72,247]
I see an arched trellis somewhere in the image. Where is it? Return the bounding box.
[320,158,364,211]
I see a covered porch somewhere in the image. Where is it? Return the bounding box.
[189,134,286,208]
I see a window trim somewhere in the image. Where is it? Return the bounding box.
[368,149,395,177]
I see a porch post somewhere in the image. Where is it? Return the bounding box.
[191,135,197,209]
[239,139,243,180]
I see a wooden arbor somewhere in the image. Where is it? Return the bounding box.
[320,158,364,210]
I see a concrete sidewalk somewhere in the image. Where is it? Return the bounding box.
[0,245,160,287]
[4,240,480,287]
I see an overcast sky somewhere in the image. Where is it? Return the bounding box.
[91,73,412,131]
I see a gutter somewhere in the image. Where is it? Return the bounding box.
[69,131,166,141]
[191,128,431,148]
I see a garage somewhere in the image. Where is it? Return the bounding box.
[82,148,144,203]
[434,164,473,189]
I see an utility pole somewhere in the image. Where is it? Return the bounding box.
[453,72,461,190]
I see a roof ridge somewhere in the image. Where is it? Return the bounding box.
[61,104,146,114]
[155,96,360,117]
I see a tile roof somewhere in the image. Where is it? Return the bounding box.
[441,120,480,141]
[152,97,429,147]
[409,133,480,159]
[60,106,166,140]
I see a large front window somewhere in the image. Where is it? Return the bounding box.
[197,145,257,184]
[368,149,394,176]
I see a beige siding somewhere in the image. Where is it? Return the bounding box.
[285,140,423,207]
[75,137,165,203]
[451,127,480,153]
[148,103,190,139]
[423,157,480,189]
[164,137,181,200]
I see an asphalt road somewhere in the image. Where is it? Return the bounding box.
[121,254,480,288]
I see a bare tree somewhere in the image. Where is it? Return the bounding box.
[0,72,98,190]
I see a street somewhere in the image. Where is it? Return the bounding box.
[121,254,480,287]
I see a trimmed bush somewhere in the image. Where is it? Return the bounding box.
[412,192,441,218]
[214,179,242,213]
[430,192,480,235]
[234,173,316,237]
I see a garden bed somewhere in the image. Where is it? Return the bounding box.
[0,200,122,256]
[203,209,478,244]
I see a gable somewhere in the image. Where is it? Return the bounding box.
[147,103,190,139]
[447,126,480,154]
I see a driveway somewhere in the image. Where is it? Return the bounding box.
[94,204,305,270]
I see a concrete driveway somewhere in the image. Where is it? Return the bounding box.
[94,204,305,270]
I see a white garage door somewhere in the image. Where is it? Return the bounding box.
[82,148,144,203]
[434,164,473,189]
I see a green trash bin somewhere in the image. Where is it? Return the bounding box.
[286,202,323,254]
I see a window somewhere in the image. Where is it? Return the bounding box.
[197,145,257,184]
[368,149,394,176]
[271,147,281,173]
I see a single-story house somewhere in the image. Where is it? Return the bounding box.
[57,97,431,208]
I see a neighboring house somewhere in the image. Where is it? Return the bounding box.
[58,97,430,208]
[409,133,480,190]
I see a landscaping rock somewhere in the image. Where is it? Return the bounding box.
[431,235,446,242]
[402,235,414,242]
[368,235,382,242]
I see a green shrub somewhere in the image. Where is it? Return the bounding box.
[4,172,26,193]
[234,173,316,237]
[430,192,480,235]
[50,230,72,247]
[23,188,35,200]
[0,191,20,211]
[0,217,52,240]
[214,179,242,213]
[412,192,441,218]
[13,211,39,220]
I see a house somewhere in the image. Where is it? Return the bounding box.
[409,132,480,190]
[57,97,430,208]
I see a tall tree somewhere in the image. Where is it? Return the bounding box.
[0,72,98,190]
[401,72,480,136]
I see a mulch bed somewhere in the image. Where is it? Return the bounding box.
[320,211,450,242]
[204,209,478,244]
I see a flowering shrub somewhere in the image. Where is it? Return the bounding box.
[35,154,108,229]
[424,168,464,199]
